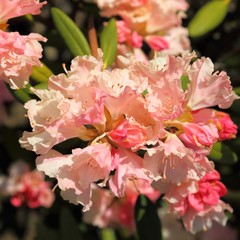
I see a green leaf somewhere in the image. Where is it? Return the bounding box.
[209,142,238,164]
[134,195,162,240]
[6,83,32,104]
[33,82,48,90]
[51,7,91,57]
[100,18,118,68]
[34,224,59,240]
[188,0,230,37]
[101,228,117,240]
[180,75,190,91]
[31,63,53,83]
[60,208,83,240]
[233,87,240,96]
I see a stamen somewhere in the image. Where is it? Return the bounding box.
[91,132,107,145]
[52,183,58,192]
[9,79,19,90]
[62,63,68,74]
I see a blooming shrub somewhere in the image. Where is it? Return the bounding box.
[0,161,54,208]
[0,0,239,239]
[19,50,238,232]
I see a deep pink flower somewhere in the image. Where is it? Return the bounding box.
[108,118,147,148]
[191,109,237,141]
[164,171,232,233]
[179,122,219,154]
[0,161,54,208]
[145,36,169,51]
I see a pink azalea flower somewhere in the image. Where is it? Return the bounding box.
[109,147,152,197]
[37,143,114,211]
[143,133,214,185]
[94,0,189,53]
[164,171,233,234]
[178,122,219,154]
[186,57,239,111]
[83,180,160,233]
[20,51,236,218]
[145,35,169,51]
[192,109,238,141]
[108,118,147,148]
[0,30,47,89]
[131,54,188,121]
[0,0,46,24]
[116,20,143,48]
[0,161,54,208]
[213,111,238,141]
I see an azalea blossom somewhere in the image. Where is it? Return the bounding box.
[164,170,233,234]
[192,109,238,141]
[0,0,46,25]
[0,30,47,89]
[0,161,54,208]
[94,0,190,54]
[20,50,237,229]
[83,180,160,232]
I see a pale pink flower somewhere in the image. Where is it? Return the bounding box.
[160,27,191,55]
[131,54,188,121]
[164,171,233,234]
[186,57,239,111]
[37,143,115,211]
[19,87,106,154]
[20,51,236,217]
[143,133,214,185]
[0,0,46,24]
[0,30,47,89]
[95,0,189,53]
[0,161,54,208]
[109,147,152,197]
[83,180,160,232]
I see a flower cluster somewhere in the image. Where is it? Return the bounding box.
[94,0,190,55]
[83,180,160,232]
[20,50,238,233]
[0,0,46,89]
[0,161,54,208]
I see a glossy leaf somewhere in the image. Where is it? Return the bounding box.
[33,82,48,90]
[209,142,238,164]
[60,208,83,240]
[51,7,91,57]
[181,75,190,91]
[31,63,53,83]
[134,195,162,240]
[233,87,240,96]
[34,224,59,240]
[101,228,117,240]
[6,83,32,104]
[100,18,117,68]
[188,0,230,37]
